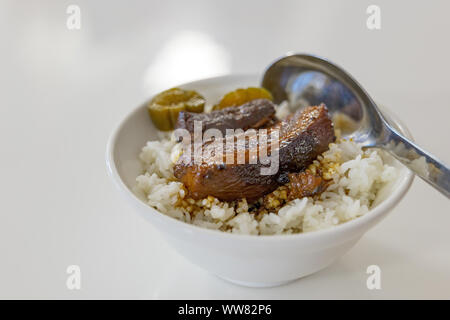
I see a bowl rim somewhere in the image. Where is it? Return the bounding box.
[106,74,414,242]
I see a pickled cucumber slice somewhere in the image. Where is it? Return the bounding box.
[213,87,273,110]
[148,88,205,131]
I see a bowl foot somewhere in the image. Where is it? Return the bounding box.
[217,275,298,288]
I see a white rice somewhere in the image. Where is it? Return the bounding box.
[133,113,399,235]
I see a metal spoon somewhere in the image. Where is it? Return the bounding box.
[262,53,450,198]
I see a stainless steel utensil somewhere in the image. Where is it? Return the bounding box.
[262,53,450,198]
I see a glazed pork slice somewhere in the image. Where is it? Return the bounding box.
[277,104,335,172]
[175,99,275,135]
[174,104,335,201]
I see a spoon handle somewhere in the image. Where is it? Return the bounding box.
[382,127,450,198]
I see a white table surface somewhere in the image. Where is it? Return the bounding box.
[0,0,449,299]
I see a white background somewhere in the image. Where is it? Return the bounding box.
[0,0,449,299]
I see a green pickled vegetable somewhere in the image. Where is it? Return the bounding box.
[148,88,205,131]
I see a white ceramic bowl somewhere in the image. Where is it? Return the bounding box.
[106,74,414,287]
